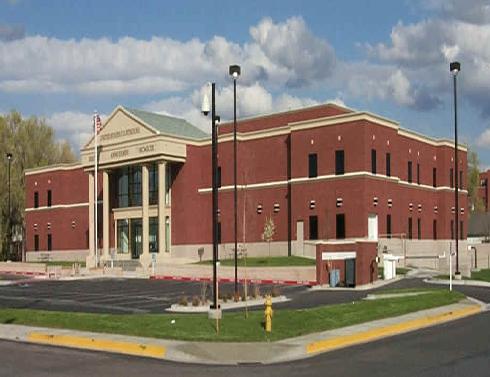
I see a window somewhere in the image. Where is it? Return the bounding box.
[308,153,318,178]
[335,150,345,175]
[371,149,377,174]
[336,214,346,239]
[459,170,463,190]
[309,215,318,240]
[433,219,437,240]
[407,161,413,183]
[47,234,52,251]
[130,166,142,206]
[408,217,413,240]
[165,164,171,205]
[116,166,142,207]
[149,217,158,253]
[386,153,391,177]
[460,220,464,240]
[450,168,454,188]
[386,214,392,238]
[451,220,455,240]
[417,218,421,240]
[117,168,129,207]
[34,192,39,208]
[47,190,52,207]
[217,166,222,188]
[165,217,170,252]
[34,235,39,251]
[117,219,129,253]
[433,168,437,188]
[417,163,420,185]
[148,164,158,205]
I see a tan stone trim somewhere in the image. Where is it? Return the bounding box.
[398,129,467,151]
[25,163,82,176]
[25,202,89,212]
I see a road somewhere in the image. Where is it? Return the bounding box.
[0,310,488,377]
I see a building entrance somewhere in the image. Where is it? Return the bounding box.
[130,218,142,259]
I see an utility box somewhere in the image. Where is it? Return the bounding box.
[383,254,403,280]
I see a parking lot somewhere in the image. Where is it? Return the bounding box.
[0,275,488,314]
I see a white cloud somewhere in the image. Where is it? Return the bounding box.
[476,128,490,148]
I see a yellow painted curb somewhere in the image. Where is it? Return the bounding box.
[27,332,166,359]
[307,305,482,354]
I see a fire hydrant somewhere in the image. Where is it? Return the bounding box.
[264,295,273,332]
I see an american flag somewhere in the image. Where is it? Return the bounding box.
[94,113,102,134]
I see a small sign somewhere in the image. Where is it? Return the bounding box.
[322,251,356,261]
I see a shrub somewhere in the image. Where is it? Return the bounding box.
[251,284,260,299]
[178,296,188,306]
[192,296,200,307]
[271,286,281,297]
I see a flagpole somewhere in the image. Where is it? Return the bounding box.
[94,112,98,268]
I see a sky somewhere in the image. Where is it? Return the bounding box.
[1,0,490,166]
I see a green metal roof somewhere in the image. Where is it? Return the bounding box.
[124,107,209,140]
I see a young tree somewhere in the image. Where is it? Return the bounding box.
[0,111,76,260]
[261,215,276,257]
[467,150,484,213]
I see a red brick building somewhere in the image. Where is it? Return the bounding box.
[25,104,468,282]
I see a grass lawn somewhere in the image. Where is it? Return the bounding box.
[0,289,463,342]
[377,267,410,277]
[197,256,315,267]
[32,261,86,268]
[469,269,490,282]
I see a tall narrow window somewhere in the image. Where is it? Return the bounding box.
[451,219,455,240]
[335,150,345,175]
[407,161,413,183]
[117,219,129,253]
[34,235,39,251]
[148,164,158,205]
[336,214,346,239]
[459,170,463,189]
[417,163,420,184]
[450,168,454,188]
[408,217,413,240]
[309,215,318,240]
[149,217,158,253]
[371,149,377,174]
[386,153,391,177]
[165,164,171,205]
[460,220,464,240]
[47,190,52,207]
[165,216,170,252]
[47,234,52,251]
[433,167,437,188]
[417,218,421,240]
[386,214,392,238]
[308,153,318,178]
[217,166,222,188]
[433,219,437,240]
[34,192,39,208]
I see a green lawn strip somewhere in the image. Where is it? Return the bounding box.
[197,256,315,267]
[470,269,490,282]
[30,261,86,268]
[0,289,463,342]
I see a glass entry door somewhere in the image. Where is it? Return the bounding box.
[130,218,142,259]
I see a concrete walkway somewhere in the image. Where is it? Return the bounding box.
[425,278,490,288]
[0,299,484,365]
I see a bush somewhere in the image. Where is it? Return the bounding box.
[251,284,260,299]
[271,286,281,297]
[178,296,188,306]
[192,296,200,307]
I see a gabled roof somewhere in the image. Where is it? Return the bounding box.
[123,107,209,140]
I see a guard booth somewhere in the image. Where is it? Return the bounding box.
[316,241,378,287]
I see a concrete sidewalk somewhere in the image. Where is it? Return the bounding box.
[425,278,490,288]
[0,299,484,365]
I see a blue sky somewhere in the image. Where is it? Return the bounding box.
[1,0,490,166]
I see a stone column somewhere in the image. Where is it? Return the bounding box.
[102,170,110,258]
[140,164,150,268]
[158,161,167,254]
[86,171,96,268]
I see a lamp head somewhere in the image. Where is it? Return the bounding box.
[6,152,12,160]
[450,61,461,76]
[201,92,210,116]
[229,64,241,79]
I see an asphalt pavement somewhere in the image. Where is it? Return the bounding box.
[0,311,488,376]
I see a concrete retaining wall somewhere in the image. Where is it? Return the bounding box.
[26,250,88,263]
[0,262,47,275]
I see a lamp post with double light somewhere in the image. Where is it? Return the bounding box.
[229,64,241,296]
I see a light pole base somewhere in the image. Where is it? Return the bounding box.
[454,271,462,280]
[208,307,222,320]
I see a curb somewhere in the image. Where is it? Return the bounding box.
[150,275,317,286]
[0,301,483,365]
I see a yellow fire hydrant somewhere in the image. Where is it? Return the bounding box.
[264,295,273,332]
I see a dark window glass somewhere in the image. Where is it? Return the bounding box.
[417,163,420,184]
[47,234,52,251]
[34,235,39,251]
[450,168,454,188]
[335,150,345,175]
[417,218,421,240]
[217,166,222,188]
[386,153,391,177]
[460,220,464,240]
[34,192,39,208]
[459,170,463,190]
[433,219,437,240]
[308,153,318,178]
[408,217,413,240]
[47,190,52,207]
[116,166,142,207]
[433,168,437,188]
[451,220,455,240]
[149,217,158,253]
[387,214,392,238]
[309,215,318,240]
[148,164,158,205]
[336,214,346,239]
[117,219,129,254]
[130,166,142,206]
[408,161,413,183]
[117,168,129,207]
[371,149,377,174]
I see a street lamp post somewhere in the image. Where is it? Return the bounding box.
[6,153,12,261]
[202,83,221,310]
[229,64,241,296]
[450,61,461,277]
